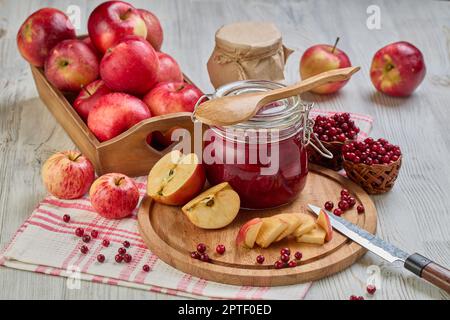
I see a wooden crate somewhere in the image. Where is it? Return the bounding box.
[30,65,197,177]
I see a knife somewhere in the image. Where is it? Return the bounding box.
[308,204,450,293]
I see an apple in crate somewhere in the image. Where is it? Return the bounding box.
[370,41,426,97]
[182,182,240,229]
[88,93,152,142]
[138,8,164,51]
[147,150,205,206]
[17,8,76,67]
[44,40,99,92]
[236,218,263,248]
[100,38,160,95]
[143,82,204,116]
[90,173,139,219]
[156,52,183,83]
[82,36,103,60]
[87,1,147,53]
[73,80,112,121]
[42,151,95,200]
[300,39,352,94]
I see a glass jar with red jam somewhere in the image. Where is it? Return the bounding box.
[197,80,329,210]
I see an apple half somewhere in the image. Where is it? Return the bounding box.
[147,150,205,205]
[296,226,326,245]
[182,182,240,229]
[255,217,289,248]
[316,209,333,242]
[236,218,263,248]
[292,214,316,238]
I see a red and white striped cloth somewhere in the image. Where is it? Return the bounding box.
[0,110,373,300]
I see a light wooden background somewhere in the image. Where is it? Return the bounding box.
[0,0,449,300]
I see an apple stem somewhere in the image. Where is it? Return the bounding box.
[176,85,185,93]
[115,177,125,186]
[81,85,92,96]
[72,153,82,161]
[331,37,340,54]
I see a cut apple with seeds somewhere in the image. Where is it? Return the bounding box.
[292,214,316,237]
[147,150,205,206]
[236,218,263,248]
[255,217,289,248]
[182,182,240,229]
[275,214,302,242]
[296,226,326,245]
[316,209,333,242]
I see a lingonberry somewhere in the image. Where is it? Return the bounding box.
[333,208,343,216]
[196,243,206,254]
[280,254,290,263]
[190,251,200,259]
[123,240,130,248]
[288,260,297,268]
[274,260,284,269]
[216,244,226,255]
[143,264,150,272]
[280,248,290,256]
[63,214,70,223]
[118,247,126,255]
[357,205,365,214]
[91,230,99,239]
[75,227,84,237]
[200,253,210,262]
[294,251,303,260]
[324,201,334,211]
[102,239,110,247]
[115,254,123,263]
[80,245,88,254]
[338,200,349,211]
[82,235,91,243]
[123,254,132,263]
[367,284,376,295]
[97,254,105,263]
[256,255,265,264]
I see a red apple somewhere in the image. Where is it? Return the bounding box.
[82,36,103,60]
[87,1,147,53]
[156,52,183,83]
[143,82,203,116]
[42,150,95,200]
[370,41,426,97]
[89,173,139,219]
[236,218,263,248]
[73,80,112,121]
[300,39,352,94]
[88,93,151,142]
[17,8,76,67]
[138,9,164,51]
[44,40,99,92]
[100,38,159,95]
[316,209,333,242]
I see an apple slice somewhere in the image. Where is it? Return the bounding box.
[255,217,289,248]
[296,226,326,245]
[292,214,316,237]
[316,209,333,242]
[147,150,206,206]
[275,214,302,241]
[236,218,263,248]
[182,182,240,229]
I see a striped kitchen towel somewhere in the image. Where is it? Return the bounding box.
[0,110,373,300]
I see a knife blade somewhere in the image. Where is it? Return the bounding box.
[308,204,450,293]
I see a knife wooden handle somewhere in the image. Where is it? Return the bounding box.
[404,253,450,293]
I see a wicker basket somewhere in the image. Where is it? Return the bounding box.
[308,140,351,171]
[343,156,402,194]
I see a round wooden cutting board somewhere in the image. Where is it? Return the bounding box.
[138,165,377,286]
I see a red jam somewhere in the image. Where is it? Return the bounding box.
[204,130,308,209]
[200,80,319,209]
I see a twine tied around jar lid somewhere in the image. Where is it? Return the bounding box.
[207,22,294,88]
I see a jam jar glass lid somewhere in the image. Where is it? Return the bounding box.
[209,80,309,142]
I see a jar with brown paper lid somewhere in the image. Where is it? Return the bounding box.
[207,21,293,89]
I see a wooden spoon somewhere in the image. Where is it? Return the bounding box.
[194,66,360,126]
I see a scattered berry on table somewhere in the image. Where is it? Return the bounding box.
[196,243,206,254]
[115,254,123,263]
[97,254,105,263]
[123,240,130,248]
[280,254,290,263]
[338,200,349,211]
[118,247,126,255]
[366,284,376,295]
[294,251,303,260]
[75,227,84,237]
[102,239,110,247]
[280,248,290,256]
[357,205,365,214]
[80,245,88,254]
[82,235,91,243]
[256,255,265,264]
[333,208,343,216]
[216,244,226,255]
[143,264,150,272]
[190,251,201,259]
[123,254,132,263]
[274,260,284,269]
[288,260,297,268]
[63,214,70,223]
[200,253,210,262]
[91,230,99,238]
[324,201,334,211]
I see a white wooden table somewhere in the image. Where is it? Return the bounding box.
[1,0,449,300]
